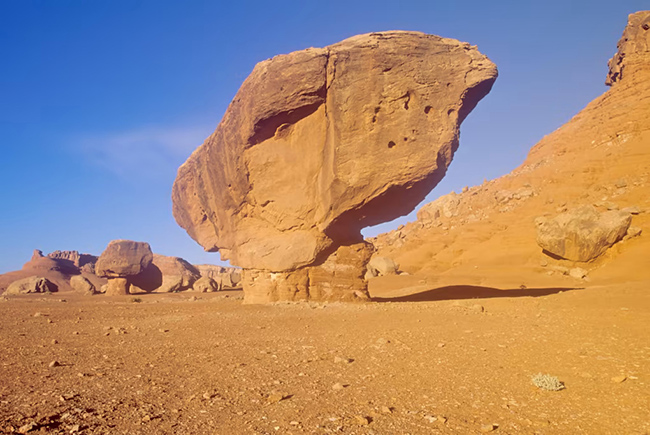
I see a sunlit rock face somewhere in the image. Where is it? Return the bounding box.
[172,31,497,303]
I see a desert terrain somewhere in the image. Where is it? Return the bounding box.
[1,9,649,435]
[1,283,648,434]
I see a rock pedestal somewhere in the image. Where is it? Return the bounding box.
[105,278,129,296]
[242,242,372,304]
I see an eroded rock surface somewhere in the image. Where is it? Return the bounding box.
[606,11,650,86]
[536,206,632,262]
[172,31,496,302]
[6,276,57,295]
[95,240,153,296]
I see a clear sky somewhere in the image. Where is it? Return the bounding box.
[0,0,646,273]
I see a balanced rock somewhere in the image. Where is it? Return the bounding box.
[172,31,497,302]
[536,205,632,262]
[6,276,57,295]
[95,240,153,295]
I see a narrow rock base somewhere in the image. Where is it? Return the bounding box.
[242,242,373,304]
[105,278,130,296]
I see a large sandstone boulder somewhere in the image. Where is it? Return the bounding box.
[536,206,632,262]
[95,240,153,295]
[70,275,96,295]
[367,256,399,278]
[172,31,497,302]
[195,264,242,289]
[146,254,200,293]
[192,276,220,293]
[5,276,57,295]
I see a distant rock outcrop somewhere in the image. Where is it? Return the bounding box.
[5,276,57,295]
[606,11,650,86]
[172,31,497,303]
[47,250,97,268]
[95,240,153,295]
[195,265,242,289]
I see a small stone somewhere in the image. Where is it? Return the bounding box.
[142,415,151,422]
[424,415,437,423]
[569,267,588,280]
[611,375,627,383]
[203,392,214,400]
[49,360,60,368]
[437,342,446,348]
[159,329,169,333]
[471,304,484,313]
[289,421,300,426]
[51,339,58,345]
[540,259,548,267]
[33,312,42,317]
[480,423,498,432]
[17,422,38,434]
[334,356,353,364]
[626,226,642,238]
[69,424,80,433]
[437,415,448,424]
[614,179,627,188]
[332,383,346,390]
[380,406,393,414]
[622,206,641,215]
[354,416,370,426]
[266,392,287,404]
[72,331,79,335]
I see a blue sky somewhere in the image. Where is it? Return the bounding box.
[0,0,646,273]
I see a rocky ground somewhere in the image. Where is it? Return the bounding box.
[1,283,648,434]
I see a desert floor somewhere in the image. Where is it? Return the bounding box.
[1,281,648,434]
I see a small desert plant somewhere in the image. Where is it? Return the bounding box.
[532,373,565,391]
[130,297,142,303]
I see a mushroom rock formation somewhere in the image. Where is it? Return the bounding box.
[95,240,153,295]
[172,31,497,303]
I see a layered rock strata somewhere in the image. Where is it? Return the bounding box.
[172,31,497,303]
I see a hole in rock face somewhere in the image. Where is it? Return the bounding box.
[388,141,396,148]
[424,106,432,114]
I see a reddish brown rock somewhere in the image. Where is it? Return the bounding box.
[70,275,96,295]
[172,31,497,302]
[146,254,200,293]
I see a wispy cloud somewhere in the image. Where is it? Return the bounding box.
[72,125,214,180]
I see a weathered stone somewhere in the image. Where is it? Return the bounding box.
[192,276,220,293]
[5,276,57,295]
[606,11,650,86]
[536,205,631,262]
[242,242,372,304]
[105,277,129,296]
[95,240,153,278]
[70,275,95,295]
[367,256,399,277]
[47,250,97,268]
[172,31,496,302]
[195,264,242,289]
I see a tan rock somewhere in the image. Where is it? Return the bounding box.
[172,31,496,272]
[95,240,153,278]
[367,256,399,277]
[536,206,631,262]
[172,31,496,302]
[192,276,220,293]
[70,275,95,295]
[5,276,57,295]
[105,277,129,296]
[606,11,650,86]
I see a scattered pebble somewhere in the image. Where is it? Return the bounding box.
[332,383,346,390]
[480,423,498,432]
[266,392,287,404]
[380,406,393,414]
[17,422,38,434]
[159,329,169,333]
[611,375,627,383]
[354,416,370,426]
[49,360,61,368]
[334,356,353,364]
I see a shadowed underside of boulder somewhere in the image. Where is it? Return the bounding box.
[172,31,497,303]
